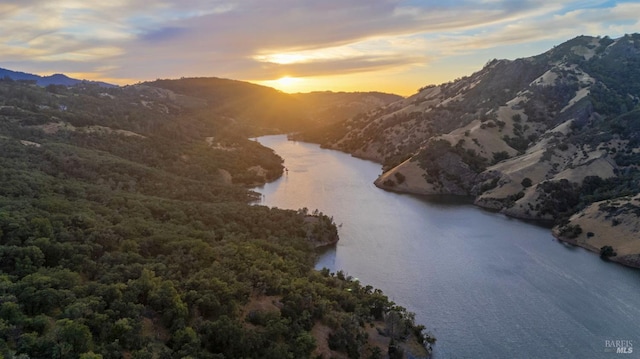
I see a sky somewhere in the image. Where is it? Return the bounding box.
[1,1,639,96]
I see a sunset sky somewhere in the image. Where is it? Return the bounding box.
[2,1,640,96]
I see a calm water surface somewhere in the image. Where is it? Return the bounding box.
[252,135,640,359]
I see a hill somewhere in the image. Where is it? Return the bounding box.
[146,77,401,134]
[0,78,431,357]
[298,34,640,268]
[292,91,403,124]
[0,67,115,87]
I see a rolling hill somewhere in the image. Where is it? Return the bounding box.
[298,34,640,268]
[146,77,402,134]
[0,74,429,358]
[0,67,115,87]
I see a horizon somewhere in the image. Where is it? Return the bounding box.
[2,1,640,96]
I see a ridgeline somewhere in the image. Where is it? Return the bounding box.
[296,34,640,268]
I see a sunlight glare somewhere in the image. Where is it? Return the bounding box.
[259,76,304,93]
[276,76,299,87]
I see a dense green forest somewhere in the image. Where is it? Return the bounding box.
[0,79,430,358]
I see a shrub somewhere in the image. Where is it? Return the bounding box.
[502,135,529,153]
[600,245,617,259]
[492,151,509,164]
[559,224,582,238]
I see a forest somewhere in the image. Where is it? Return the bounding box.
[0,79,431,358]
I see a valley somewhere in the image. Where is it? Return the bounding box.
[1,32,639,359]
[297,34,640,268]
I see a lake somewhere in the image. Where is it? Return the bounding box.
[252,135,640,359]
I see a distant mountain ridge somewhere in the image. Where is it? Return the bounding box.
[298,33,640,267]
[146,77,402,133]
[0,67,115,87]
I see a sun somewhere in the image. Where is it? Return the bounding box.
[257,76,305,93]
[273,76,304,92]
[276,76,299,88]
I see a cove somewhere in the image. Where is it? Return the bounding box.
[252,135,640,359]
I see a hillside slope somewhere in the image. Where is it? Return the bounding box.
[300,34,640,267]
[146,78,401,134]
[292,91,403,124]
[0,79,432,358]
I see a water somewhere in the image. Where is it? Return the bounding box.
[252,135,640,359]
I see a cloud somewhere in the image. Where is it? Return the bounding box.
[141,27,188,42]
[245,54,428,80]
[112,0,561,80]
[1,0,640,93]
[0,1,130,67]
[426,1,640,56]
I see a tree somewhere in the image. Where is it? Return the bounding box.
[292,331,316,358]
[172,326,201,358]
[521,177,533,188]
[492,151,510,164]
[600,245,617,259]
[79,352,103,359]
[149,280,189,327]
[54,319,93,357]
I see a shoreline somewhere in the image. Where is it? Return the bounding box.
[286,137,640,270]
[372,162,640,270]
[552,231,640,269]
